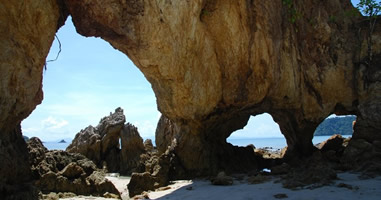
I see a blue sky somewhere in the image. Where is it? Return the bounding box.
[21,1,364,142]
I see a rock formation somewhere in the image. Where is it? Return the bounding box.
[63,0,381,175]
[26,137,120,198]
[1,0,381,198]
[0,1,67,198]
[67,107,146,175]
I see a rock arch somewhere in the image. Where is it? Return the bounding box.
[1,0,381,198]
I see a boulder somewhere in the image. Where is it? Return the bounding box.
[58,163,85,179]
[318,135,344,152]
[27,140,119,197]
[211,172,234,186]
[128,172,157,198]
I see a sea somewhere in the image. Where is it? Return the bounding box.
[43,135,351,151]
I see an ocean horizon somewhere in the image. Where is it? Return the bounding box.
[42,135,351,151]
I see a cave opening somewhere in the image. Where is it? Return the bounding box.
[312,114,356,145]
[226,113,286,151]
[21,17,160,147]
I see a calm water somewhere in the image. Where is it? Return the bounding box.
[43,142,71,150]
[227,135,351,150]
[43,135,351,151]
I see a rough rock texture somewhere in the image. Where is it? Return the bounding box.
[26,137,120,198]
[120,123,145,174]
[67,108,146,175]
[211,172,234,186]
[155,115,178,154]
[1,0,381,197]
[0,126,38,200]
[127,148,185,198]
[0,1,66,199]
[63,0,381,176]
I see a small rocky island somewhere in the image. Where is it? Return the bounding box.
[58,139,66,143]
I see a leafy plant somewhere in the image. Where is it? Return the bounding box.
[356,0,381,66]
[282,0,301,24]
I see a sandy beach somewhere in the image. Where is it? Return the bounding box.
[59,172,381,200]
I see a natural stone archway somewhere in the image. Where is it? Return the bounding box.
[1,0,381,197]
[62,0,381,174]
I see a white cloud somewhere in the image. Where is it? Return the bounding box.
[133,120,157,140]
[42,117,69,129]
[229,113,283,139]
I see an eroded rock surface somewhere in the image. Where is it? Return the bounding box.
[1,0,381,198]
[0,1,66,198]
[67,108,146,175]
[27,137,120,198]
[63,0,381,176]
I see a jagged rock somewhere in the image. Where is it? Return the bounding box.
[143,139,154,152]
[1,0,381,197]
[120,123,146,175]
[211,172,234,186]
[26,140,119,198]
[27,137,48,167]
[155,115,178,153]
[67,108,125,172]
[67,108,146,174]
[318,135,344,152]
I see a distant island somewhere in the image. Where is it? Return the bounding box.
[58,139,67,143]
[23,135,29,141]
[314,115,356,136]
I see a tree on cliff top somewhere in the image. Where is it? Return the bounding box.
[356,0,381,66]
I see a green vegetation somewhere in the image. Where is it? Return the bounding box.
[314,116,356,136]
[282,0,301,24]
[356,0,381,66]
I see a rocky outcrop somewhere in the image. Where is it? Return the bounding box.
[1,0,381,197]
[26,137,120,198]
[0,126,38,200]
[63,0,381,176]
[120,124,146,174]
[155,115,178,154]
[0,1,67,199]
[67,108,146,175]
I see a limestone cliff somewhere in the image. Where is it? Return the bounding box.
[64,0,381,174]
[0,1,67,199]
[1,0,381,198]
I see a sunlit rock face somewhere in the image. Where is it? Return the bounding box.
[0,2,380,197]
[63,0,381,175]
[0,1,66,198]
